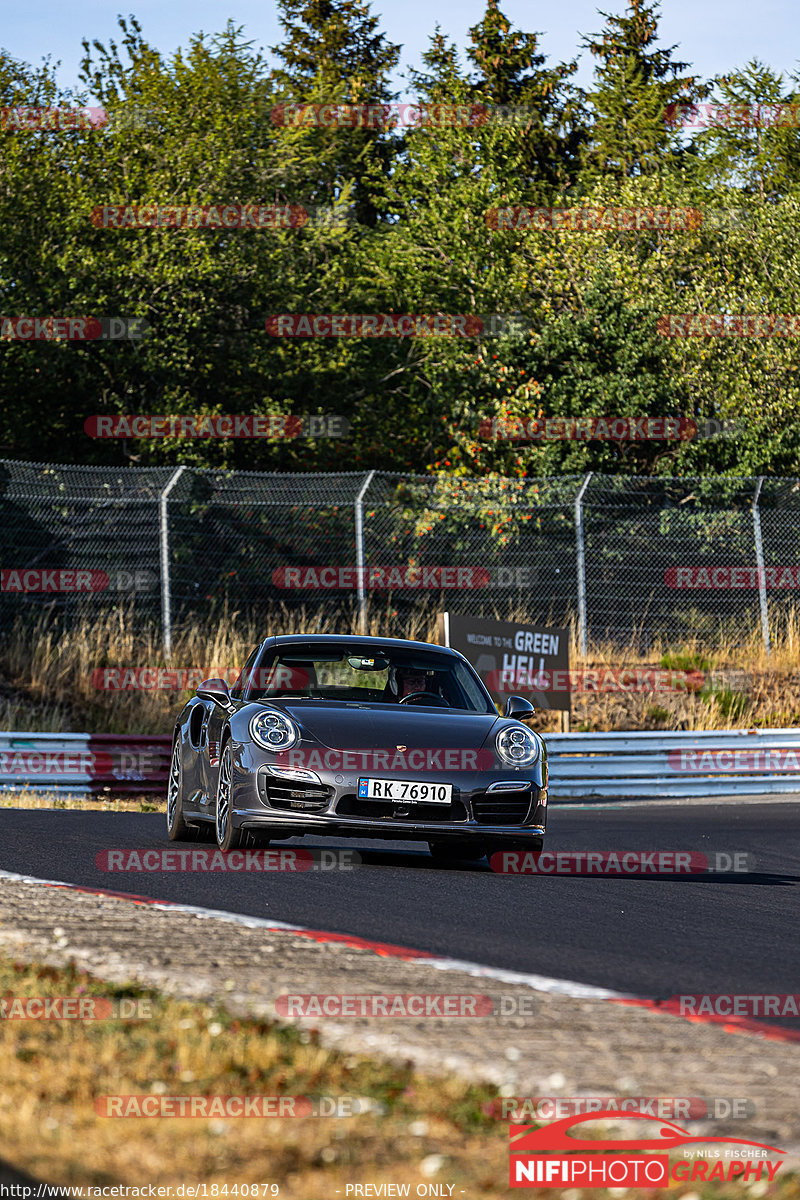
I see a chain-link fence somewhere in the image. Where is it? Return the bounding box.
[2,459,799,651]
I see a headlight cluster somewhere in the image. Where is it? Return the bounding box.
[495,724,540,767]
[250,710,300,751]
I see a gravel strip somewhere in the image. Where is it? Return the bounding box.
[0,874,797,1157]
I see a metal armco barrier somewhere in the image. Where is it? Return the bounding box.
[2,728,800,800]
[547,728,800,799]
[0,732,170,795]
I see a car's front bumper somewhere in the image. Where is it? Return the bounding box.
[228,744,548,843]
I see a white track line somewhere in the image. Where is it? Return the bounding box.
[0,867,630,1000]
[6,867,800,1044]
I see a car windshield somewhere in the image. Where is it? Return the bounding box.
[244,643,494,713]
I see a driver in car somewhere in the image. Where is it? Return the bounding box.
[386,667,437,703]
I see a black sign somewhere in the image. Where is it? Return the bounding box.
[440,612,571,712]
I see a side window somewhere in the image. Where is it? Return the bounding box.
[230,646,260,700]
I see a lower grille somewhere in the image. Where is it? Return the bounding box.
[472,793,532,825]
[264,780,334,812]
[335,794,468,822]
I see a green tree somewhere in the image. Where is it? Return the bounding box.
[0,19,360,467]
[271,0,401,226]
[691,61,800,199]
[465,0,587,192]
[581,0,704,180]
[432,268,686,476]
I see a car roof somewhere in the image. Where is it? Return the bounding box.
[271,633,460,656]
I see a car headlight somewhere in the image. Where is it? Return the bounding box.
[495,724,540,767]
[250,710,300,751]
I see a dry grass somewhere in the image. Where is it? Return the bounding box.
[0,954,501,1193]
[0,790,162,812]
[1,955,797,1198]
[1,605,800,736]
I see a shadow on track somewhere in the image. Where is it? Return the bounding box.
[319,844,800,885]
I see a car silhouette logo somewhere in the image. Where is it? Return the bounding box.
[510,1110,784,1155]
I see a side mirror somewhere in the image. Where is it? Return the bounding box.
[196,678,232,707]
[504,695,535,719]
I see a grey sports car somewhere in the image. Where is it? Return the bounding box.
[166,634,548,862]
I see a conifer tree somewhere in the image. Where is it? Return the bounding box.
[271,0,401,225]
[465,0,587,192]
[581,0,703,179]
[694,60,800,200]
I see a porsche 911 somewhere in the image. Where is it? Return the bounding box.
[166,634,547,863]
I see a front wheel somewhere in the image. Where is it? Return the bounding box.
[215,742,244,850]
[428,840,488,864]
[167,738,197,841]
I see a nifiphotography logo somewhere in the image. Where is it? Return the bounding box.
[508,1110,785,1188]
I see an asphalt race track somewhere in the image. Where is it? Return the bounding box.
[1,801,798,1026]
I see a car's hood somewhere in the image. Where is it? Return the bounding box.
[270,701,499,750]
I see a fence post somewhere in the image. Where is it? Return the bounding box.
[752,476,770,655]
[159,465,187,659]
[355,470,376,635]
[575,473,593,657]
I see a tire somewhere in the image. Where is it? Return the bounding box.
[166,737,198,842]
[215,742,244,850]
[428,839,489,864]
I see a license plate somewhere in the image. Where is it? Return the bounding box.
[357,777,452,804]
